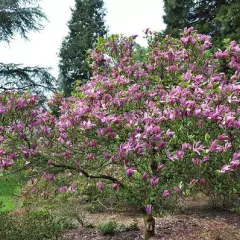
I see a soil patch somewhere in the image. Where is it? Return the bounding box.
[61,206,240,240]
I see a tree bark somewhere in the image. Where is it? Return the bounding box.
[143,214,155,240]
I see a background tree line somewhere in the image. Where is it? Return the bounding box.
[163,0,240,47]
[0,0,240,97]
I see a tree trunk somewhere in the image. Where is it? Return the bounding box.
[143,214,155,240]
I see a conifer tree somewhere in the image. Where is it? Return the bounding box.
[0,0,56,102]
[59,0,107,96]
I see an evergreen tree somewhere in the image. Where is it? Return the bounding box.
[163,0,240,46]
[214,2,240,45]
[163,0,192,38]
[59,0,107,96]
[0,0,56,102]
[0,0,45,42]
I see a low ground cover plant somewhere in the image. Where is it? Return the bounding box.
[0,210,61,240]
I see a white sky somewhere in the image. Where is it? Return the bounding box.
[0,0,165,77]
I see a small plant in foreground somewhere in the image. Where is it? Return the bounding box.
[98,221,118,235]
[0,209,61,240]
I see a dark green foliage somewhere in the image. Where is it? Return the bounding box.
[0,0,46,42]
[163,0,240,46]
[0,63,56,103]
[0,210,61,240]
[163,0,192,38]
[59,0,107,96]
[0,0,55,101]
[214,2,240,45]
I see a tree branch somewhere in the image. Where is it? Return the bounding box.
[51,162,124,187]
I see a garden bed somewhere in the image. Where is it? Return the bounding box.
[61,205,240,240]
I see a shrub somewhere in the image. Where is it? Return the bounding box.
[0,210,61,240]
[98,221,118,235]
[1,27,240,214]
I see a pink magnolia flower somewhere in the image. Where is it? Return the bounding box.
[202,156,209,163]
[31,188,37,194]
[192,142,205,155]
[156,141,166,151]
[85,153,95,161]
[190,179,198,184]
[0,136,6,143]
[48,160,54,166]
[210,141,218,152]
[217,134,228,142]
[42,172,54,182]
[150,176,159,188]
[64,150,71,159]
[96,182,105,190]
[162,190,170,198]
[192,158,200,166]
[214,50,228,59]
[0,159,14,169]
[182,143,190,151]
[142,172,149,181]
[145,204,152,214]
[173,150,184,160]
[230,159,240,168]
[172,186,181,194]
[131,34,138,39]
[233,152,240,160]
[0,149,5,155]
[166,129,174,138]
[183,27,194,35]
[126,167,136,177]
[220,165,233,174]
[166,65,177,72]
[57,186,68,193]
[104,152,111,160]
[112,183,120,191]
[157,163,164,171]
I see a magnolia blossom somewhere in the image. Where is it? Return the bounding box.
[112,183,120,191]
[96,182,105,190]
[150,176,159,188]
[57,186,68,193]
[162,190,170,198]
[85,153,95,161]
[220,165,233,174]
[142,172,149,181]
[157,163,164,171]
[126,167,136,177]
[145,204,152,214]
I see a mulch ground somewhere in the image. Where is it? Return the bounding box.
[61,203,240,240]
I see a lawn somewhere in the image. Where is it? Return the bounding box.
[0,173,23,211]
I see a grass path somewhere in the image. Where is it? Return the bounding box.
[0,173,23,211]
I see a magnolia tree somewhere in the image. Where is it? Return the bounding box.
[1,28,240,239]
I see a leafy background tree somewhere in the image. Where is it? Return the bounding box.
[58,0,107,96]
[0,0,56,103]
[163,0,240,47]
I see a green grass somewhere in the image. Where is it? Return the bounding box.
[0,173,24,211]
